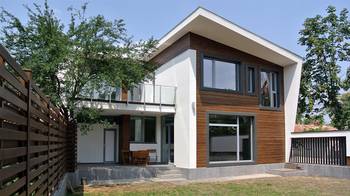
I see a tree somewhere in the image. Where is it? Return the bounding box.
[298,6,350,128]
[0,1,157,132]
[332,93,350,129]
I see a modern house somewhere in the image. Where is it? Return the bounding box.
[77,7,303,169]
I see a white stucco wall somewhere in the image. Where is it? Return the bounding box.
[284,61,303,162]
[77,124,119,163]
[154,49,197,168]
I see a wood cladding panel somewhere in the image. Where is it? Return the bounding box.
[149,32,286,168]
[150,34,191,65]
[191,33,285,167]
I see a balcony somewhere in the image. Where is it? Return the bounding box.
[78,84,177,114]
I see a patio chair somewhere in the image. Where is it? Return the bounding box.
[132,150,150,166]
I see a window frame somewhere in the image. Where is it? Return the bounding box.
[246,65,257,95]
[201,54,242,94]
[206,112,256,166]
[129,116,157,144]
[259,68,281,110]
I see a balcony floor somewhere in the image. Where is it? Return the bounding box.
[78,99,175,115]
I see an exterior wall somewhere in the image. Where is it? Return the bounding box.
[190,33,286,167]
[284,62,303,162]
[153,49,197,168]
[77,124,118,163]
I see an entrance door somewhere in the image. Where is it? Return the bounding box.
[162,116,174,163]
[104,129,118,162]
[166,123,174,163]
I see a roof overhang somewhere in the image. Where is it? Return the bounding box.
[151,7,303,66]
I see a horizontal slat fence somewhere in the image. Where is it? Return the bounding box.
[290,137,347,166]
[0,44,76,196]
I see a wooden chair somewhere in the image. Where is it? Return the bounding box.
[132,150,150,166]
[121,150,131,165]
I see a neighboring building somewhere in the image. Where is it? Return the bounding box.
[77,7,302,169]
[294,124,337,132]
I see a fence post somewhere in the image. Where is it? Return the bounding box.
[0,56,4,190]
[47,101,51,196]
[23,69,32,196]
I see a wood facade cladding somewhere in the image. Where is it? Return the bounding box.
[150,32,285,168]
[191,34,285,167]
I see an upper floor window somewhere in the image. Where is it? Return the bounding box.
[247,67,255,94]
[260,70,279,108]
[203,57,240,91]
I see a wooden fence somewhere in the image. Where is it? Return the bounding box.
[0,44,77,196]
[290,137,347,166]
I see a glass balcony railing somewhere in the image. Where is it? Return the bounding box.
[78,84,176,105]
[79,86,122,102]
[128,84,176,105]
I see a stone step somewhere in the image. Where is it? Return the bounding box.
[267,168,307,177]
[285,163,301,170]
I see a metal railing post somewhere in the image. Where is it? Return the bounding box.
[143,84,146,111]
[159,86,162,112]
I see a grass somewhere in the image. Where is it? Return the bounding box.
[67,176,350,196]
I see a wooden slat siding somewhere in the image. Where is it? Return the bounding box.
[0,66,27,95]
[0,128,26,140]
[150,33,191,65]
[0,176,26,196]
[0,86,27,111]
[0,44,76,196]
[0,161,26,181]
[120,115,130,164]
[0,147,27,160]
[0,107,27,125]
[190,33,285,167]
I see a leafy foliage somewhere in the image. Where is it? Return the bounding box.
[332,93,350,129]
[0,1,157,131]
[298,6,350,128]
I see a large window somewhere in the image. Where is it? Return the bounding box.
[130,117,156,143]
[203,57,239,91]
[260,71,279,108]
[209,114,253,163]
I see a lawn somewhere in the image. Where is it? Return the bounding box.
[67,176,350,196]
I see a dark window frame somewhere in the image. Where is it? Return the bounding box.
[246,65,257,95]
[258,68,281,110]
[205,111,256,166]
[129,116,157,144]
[200,54,242,94]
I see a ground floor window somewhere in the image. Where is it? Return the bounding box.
[130,116,156,143]
[209,114,253,163]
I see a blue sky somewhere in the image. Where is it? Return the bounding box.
[1,0,349,77]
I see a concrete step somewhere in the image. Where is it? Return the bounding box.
[267,168,307,177]
[151,177,187,182]
[157,169,183,175]
[157,173,186,179]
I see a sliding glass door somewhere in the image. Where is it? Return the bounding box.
[208,114,254,163]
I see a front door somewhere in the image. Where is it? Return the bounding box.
[166,123,174,163]
[104,129,118,162]
[162,116,174,163]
